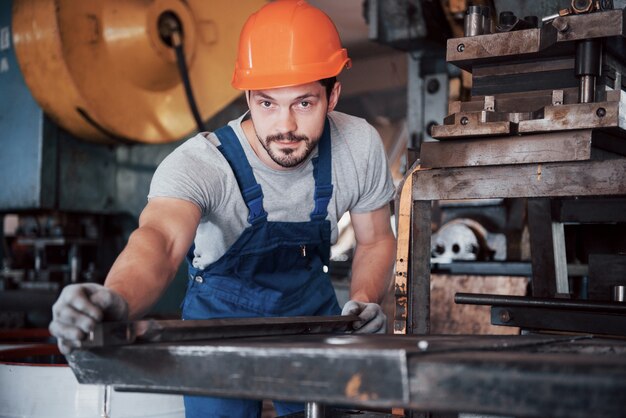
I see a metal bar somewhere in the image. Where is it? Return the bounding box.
[554,197,626,223]
[409,347,626,417]
[68,334,626,418]
[517,102,619,133]
[551,222,569,296]
[446,25,557,70]
[84,315,359,347]
[411,159,626,201]
[432,262,588,277]
[409,200,431,335]
[70,335,414,408]
[455,293,626,313]
[527,198,557,297]
[491,306,626,336]
[421,130,593,169]
[447,10,625,70]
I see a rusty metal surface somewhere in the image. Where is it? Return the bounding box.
[518,101,623,132]
[556,8,626,42]
[432,117,514,138]
[412,158,626,201]
[423,130,593,167]
[68,334,626,417]
[433,97,623,138]
[447,9,625,69]
[446,26,558,69]
[84,315,358,347]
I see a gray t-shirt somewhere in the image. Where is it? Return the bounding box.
[148,111,395,270]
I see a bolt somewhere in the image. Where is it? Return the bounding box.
[426,79,440,94]
[426,121,438,136]
[596,107,606,117]
[499,310,512,323]
[552,17,569,33]
[460,116,469,125]
[457,43,465,52]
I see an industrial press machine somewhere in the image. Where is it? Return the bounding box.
[68,2,626,418]
[2,1,626,417]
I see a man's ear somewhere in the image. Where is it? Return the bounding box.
[327,82,341,113]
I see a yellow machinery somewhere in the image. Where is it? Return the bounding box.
[0,0,263,328]
[12,0,264,143]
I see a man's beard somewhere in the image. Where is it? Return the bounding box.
[257,132,318,168]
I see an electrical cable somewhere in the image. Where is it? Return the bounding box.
[171,31,206,133]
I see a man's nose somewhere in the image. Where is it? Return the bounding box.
[275,108,297,133]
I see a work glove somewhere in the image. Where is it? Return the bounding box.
[341,300,387,334]
[49,283,128,355]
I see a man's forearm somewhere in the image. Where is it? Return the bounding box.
[104,226,183,319]
[349,234,396,304]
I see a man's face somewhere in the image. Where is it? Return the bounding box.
[247,81,339,169]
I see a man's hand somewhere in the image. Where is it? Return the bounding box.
[341,300,387,334]
[49,283,128,355]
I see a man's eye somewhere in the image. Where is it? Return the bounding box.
[261,101,272,108]
[300,101,310,108]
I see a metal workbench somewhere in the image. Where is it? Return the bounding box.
[68,334,626,417]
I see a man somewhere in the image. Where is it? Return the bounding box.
[49,0,396,416]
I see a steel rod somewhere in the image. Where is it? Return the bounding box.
[455,293,626,313]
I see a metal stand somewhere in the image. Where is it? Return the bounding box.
[408,147,626,333]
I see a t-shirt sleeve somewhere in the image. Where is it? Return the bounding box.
[147,141,223,217]
[351,124,396,213]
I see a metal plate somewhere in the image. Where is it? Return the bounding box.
[68,334,626,417]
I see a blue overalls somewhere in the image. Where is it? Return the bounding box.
[181,119,341,418]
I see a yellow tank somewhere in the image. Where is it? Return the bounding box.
[11,0,264,144]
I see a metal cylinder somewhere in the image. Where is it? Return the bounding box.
[613,285,625,302]
[305,402,326,418]
[579,75,596,103]
[482,7,492,34]
[575,39,603,76]
[575,39,602,103]
[464,6,485,36]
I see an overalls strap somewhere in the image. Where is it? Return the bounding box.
[213,125,268,225]
[310,118,333,221]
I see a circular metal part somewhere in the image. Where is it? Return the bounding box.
[596,107,607,117]
[427,78,441,94]
[499,11,517,26]
[464,6,485,37]
[552,17,570,33]
[572,0,594,13]
[499,309,512,323]
[12,0,264,143]
[460,116,469,125]
[457,43,465,52]
[426,121,438,136]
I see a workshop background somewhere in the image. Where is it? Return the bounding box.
[1,0,626,417]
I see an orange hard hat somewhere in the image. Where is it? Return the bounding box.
[231,0,351,90]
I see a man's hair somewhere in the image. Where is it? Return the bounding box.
[319,77,337,100]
